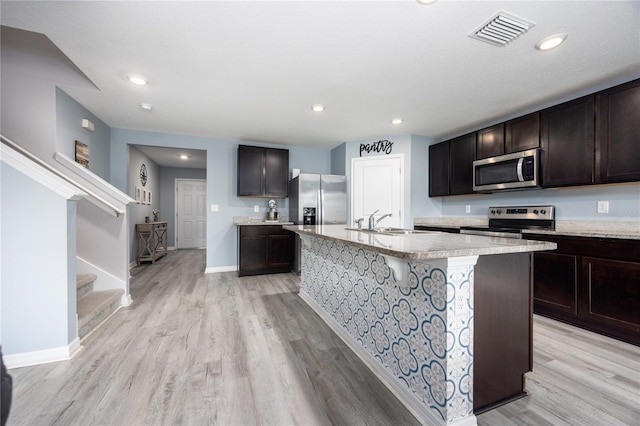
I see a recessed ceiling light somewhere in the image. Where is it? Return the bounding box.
[311,104,325,112]
[535,33,568,51]
[416,0,438,5]
[139,103,152,111]
[391,118,404,125]
[128,75,148,86]
[179,154,190,160]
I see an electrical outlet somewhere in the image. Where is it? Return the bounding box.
[465,205,471,214]
[597,201,609,214]
[254,205,260,213]
[211,204,219,212]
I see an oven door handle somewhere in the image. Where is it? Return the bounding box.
[516,157,525,182]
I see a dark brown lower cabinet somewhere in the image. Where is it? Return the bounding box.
[580,257,640,336]
[533,252,577,315]
[526,233,640,346]
[473,252,532,413]
[238,225,294,276]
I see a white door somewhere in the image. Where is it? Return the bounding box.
[351,155,403,229]
[176,179,206,249]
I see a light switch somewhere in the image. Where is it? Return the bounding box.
[211,204,219,212]
[465,205,471,214]
[254,205,260,212]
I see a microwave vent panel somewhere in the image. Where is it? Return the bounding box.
[469,11,535,47]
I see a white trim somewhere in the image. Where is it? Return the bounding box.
[4,338,82,369]
[205,265,237,274]
[1,143,86,200]
[299,291,477,426]
[54,152,136,205]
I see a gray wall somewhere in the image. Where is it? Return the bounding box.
[0,26,97,163]
[56,88,111,180]
[0,26,95,358]
[110,128,333,270]
[1,163,77,354]
[128,146,161,263]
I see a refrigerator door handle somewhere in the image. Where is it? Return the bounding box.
[319,189,324,224]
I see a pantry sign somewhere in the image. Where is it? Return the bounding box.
[359,139,394,156]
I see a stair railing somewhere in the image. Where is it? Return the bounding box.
[1,134,124,217]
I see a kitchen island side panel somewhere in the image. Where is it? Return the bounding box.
[300,235,477,425]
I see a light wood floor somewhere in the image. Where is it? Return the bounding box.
[6,249,639,425]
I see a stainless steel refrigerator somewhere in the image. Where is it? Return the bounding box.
[289,173,347,273]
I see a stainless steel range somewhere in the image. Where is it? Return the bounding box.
[460,205,555,239]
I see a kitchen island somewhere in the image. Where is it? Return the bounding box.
[284,224,556,426]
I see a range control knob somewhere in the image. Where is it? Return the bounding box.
[533,209,539,214]
[541,209,547,215]
[491,209,496,214]
[497,209,502,215]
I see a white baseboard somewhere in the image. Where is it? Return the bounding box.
[4,337,82,369]
[205,265,237,274]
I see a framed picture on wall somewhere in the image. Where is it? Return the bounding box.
[143,189,148,204]
[147,191,152,205]
[135,186,141,202]
[75,140,89,168]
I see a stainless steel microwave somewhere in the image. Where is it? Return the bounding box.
[473,148,540,192]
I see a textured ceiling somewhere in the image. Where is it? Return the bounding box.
[2,1,639,157]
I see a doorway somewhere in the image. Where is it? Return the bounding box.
[351,154,404,228]
[175,179,206,248]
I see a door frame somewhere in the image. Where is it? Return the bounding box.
[350,154,405,228]
[174,178,207,249]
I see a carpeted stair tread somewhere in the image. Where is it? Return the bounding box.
[78,289,123,339]
[76,274,97,299]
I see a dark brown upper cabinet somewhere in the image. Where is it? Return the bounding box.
[237,145,289,197]
[450,133,477,195]
[541,95,595,188]
[429,133,476,197]
[595,79,640,183]
[505,112,540,154]
[476,124,505,160]
[429,141,450,197]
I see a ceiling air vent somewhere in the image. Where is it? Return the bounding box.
[469,11,535,47]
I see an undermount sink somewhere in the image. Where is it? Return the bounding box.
[345,227,437,235]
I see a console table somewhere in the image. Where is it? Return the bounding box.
[136,221,168,264]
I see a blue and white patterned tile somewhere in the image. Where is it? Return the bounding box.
[300,236,475,423]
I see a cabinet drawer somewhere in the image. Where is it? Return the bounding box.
[525,233,640,263]
[239,225,288,237]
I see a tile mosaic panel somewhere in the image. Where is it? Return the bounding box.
[301,236,475,423]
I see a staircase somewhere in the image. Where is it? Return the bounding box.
[77,274,123,339]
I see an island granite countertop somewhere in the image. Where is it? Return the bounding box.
[284,224,556,261]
